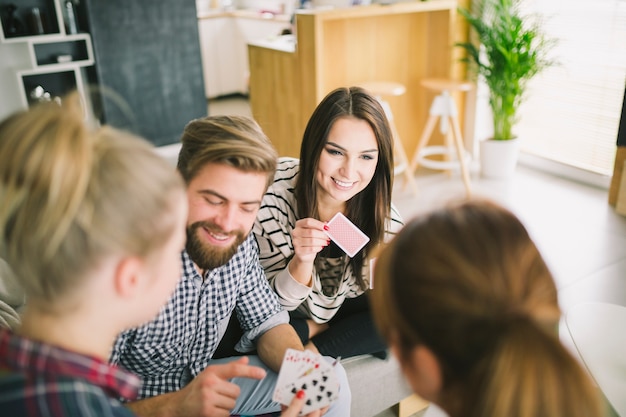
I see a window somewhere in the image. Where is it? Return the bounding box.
[516,0,626,180]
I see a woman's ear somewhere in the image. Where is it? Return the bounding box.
[113,256,144,298]
[403,345,443,403]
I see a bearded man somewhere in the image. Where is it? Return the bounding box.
[110,116,351,417]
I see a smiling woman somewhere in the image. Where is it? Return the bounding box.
[253,86,404,360]
[315,117,379,216]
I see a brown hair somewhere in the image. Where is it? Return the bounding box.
[295,86,394,289]
[372,199,603,417]
[0,98,185,306]
[177,115,278,188]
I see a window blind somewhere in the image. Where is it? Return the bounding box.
[515,0,626,176]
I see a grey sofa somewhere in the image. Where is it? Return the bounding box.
[342,353,412,417]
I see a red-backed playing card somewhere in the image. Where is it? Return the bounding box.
[325,212,370,258]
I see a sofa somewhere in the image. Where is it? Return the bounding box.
[342,353,412,417]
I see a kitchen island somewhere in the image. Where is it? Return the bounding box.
[198,8,291,98]
[248,0,468,158]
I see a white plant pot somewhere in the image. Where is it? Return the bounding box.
[479,138,520,179]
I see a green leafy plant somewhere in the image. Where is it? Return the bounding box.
[456,0,555,140]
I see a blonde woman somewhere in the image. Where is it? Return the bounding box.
[0,99,188,415]
[371,199,603,417]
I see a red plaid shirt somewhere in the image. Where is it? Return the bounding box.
[0,328,140,416]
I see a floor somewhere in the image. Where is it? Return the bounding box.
[209,96,626,417]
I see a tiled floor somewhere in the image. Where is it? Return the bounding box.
[209,95,626,417]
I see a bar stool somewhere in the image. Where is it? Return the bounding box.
[359,81,418,196]
[410,78,473,196]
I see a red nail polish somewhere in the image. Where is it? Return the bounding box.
[296,389,306,399]
[323,224,329,231]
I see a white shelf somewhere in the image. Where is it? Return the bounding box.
[0,0,66,43]
[0,0,95,112]
[28,33,94,68]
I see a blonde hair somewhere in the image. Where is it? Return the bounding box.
[176,115,277,188]
[372,199,603,417]
[0,99,185,305]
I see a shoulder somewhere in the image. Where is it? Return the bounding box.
[69,379,132,411]
[258,158,299,224]
[271,157,300,188]
[0,376,135,417]
[67,380,136,417]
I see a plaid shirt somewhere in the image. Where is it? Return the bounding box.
[110,235,288,399]
[0,328,139,417]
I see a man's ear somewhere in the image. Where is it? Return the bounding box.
[113,257,144,298]
[404,345,443,402]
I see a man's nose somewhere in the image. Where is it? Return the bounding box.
[213,205,237,233]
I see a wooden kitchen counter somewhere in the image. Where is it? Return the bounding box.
[248,0,467,158]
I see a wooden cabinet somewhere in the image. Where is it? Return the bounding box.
[198,17,241,98]
[235,17,289,93]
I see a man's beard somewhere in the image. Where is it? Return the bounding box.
[185,221,246,270]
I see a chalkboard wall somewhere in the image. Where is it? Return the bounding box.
[85,0,207,146]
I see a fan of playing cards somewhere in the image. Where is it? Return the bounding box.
[325,212,370,258]
[273,349,341,415]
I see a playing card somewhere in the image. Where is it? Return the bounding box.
[325,212,370,257]
[273,349,340,414]
[273,350,314,402]
[274,350,321,404]
[280,368,340,415]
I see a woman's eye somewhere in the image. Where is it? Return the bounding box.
[326,148,343,156]
[361,154,375,161]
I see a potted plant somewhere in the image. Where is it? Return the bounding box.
[456,0,555,178]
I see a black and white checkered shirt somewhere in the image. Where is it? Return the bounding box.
[109,235,288,399]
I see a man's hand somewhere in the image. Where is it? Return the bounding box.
[126,356,266,417]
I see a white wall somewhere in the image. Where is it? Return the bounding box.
[0,42,31,121]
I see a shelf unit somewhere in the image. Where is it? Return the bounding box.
[0,0,96,113]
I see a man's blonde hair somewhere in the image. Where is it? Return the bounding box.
[176,115,277,189]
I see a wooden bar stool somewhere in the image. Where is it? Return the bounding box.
[410,78,473,196]
[359,81,418,196]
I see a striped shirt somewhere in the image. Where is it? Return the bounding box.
[253,157,404,323]
[0,328,139,417]
[109,242,288,399]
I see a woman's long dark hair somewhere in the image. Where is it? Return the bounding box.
[295,86,394,289]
